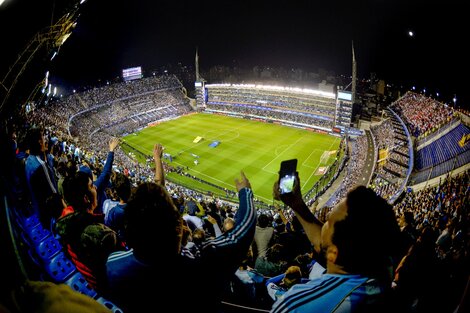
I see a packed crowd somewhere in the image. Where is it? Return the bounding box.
[207,87,336,116]
[391,91,455,138]
[206,84,338,130]
[8,119,467,313]
[3,76,468,313]
[370,110,412,200]
[207,103,334,129]
[319,133,369,209]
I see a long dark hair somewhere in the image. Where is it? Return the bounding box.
[333,186,401,281]
[124,182,183,260]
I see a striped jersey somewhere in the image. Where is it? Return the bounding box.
[271,274,383,313]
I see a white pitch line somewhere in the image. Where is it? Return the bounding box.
[301,137,340,190]
[171,161,273,202]
[302,149,322,169]
[262,135,306,171]
[172,161,233,189]
[174,159,274,201]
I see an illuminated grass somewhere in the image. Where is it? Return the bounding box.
[123,113,340,203]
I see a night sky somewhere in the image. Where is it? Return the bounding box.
[0,0,467,108]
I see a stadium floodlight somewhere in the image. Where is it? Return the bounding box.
[60,32,72,45]
[80,0,86,4]
[0,0,5,7]
[44,71,49,88]
[208,83,336,99]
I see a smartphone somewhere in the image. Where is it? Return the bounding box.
[279,159,297,194]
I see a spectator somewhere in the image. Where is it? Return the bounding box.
[266,265,305,302]
[252,213,275,259]
[393,226,444,312]
[223,217,236,232]
[24,127,58,220]
[105,145,257,312]
[104,172,132,242]
[56,171,122,293]
[398,211,418,257]
[79,138,120,214]
[271,174,401,312]
[254,243,289,277]
[182,199,204,231]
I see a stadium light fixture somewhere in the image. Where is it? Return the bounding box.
[80,0,86,4]
[44,71,49,88]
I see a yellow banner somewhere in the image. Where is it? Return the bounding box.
[459,133,470,148]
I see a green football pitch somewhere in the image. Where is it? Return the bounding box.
[122,113,341,203]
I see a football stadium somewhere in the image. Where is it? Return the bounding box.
[0,1,469,313]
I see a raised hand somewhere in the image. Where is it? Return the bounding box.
[109,137,120,152]
[153,143,164,160]
[235,171,251,192]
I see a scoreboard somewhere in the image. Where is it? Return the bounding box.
[122,66,143,81]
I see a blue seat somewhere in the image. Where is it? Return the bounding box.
[64,272,97,298]
[27,224,51,244]
[35,236,62,261]
[43,252,77,283]
[95,297,124,313]
[22,213,41,231]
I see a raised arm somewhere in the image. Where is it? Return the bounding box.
[202,171,256,256]
[95,137,119,190]
[153,143,165,186]
[273,173,323,253]
[207,215,223,238]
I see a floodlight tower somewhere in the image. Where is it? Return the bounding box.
[194,48,207,110]
[0,4,80,117]
[195,47,201,82]
[351,41,357,104]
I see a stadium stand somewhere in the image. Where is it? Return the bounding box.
[205,84,336,131]
[0,75,468,313]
